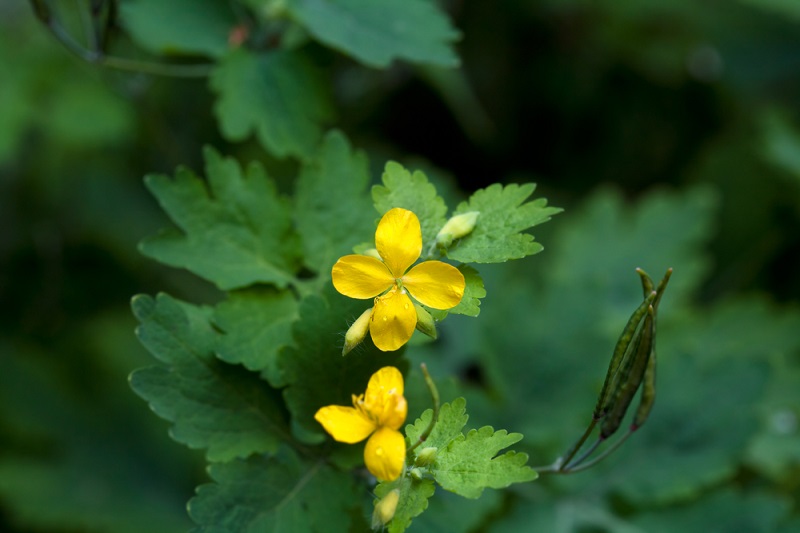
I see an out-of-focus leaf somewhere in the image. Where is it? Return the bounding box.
[294,131,375,273]
[761,110,800,184]
[213,287,298,387]
[446,183,562,264]
[131,293,291,461]
[140,146,298,290]
[631,489,789,533]
[740,0,800,20]
[281,285,406,442]
[188,447,359,532]
[0,342,193,533]
[410,489,502,533]
[120,0,236,57]
[211,47,332,159]
[492,496,646,533]
[285,0,460,68]
[372,163,449,249]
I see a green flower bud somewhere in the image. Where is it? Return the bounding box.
[409,467,425,481]
[436,211,480,248]
[414,304,437,340]
[414,446,438,467]
[342,307,372,356]
[371,489,400,530]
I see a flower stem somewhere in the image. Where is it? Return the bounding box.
[407,363,440,454]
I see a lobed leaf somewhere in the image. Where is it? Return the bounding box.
[373,163,449,249]
[120,0,236,58]
[432,426,538,499]
[189,447,358,532]
[211,47,333,159]
[130,293,290,462]
[445,183,562,263]
[140,146,298,290]
[294,131,375,273]
[213,287,298,388]
[281,285,406,441]
[286,0,460,68]
[406,397,469,452]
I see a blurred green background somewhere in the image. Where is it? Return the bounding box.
[2,0,800,531]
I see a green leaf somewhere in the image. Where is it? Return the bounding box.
[373,163,449,249]
[294,131,375,273]
[213,287,299,387]
[211,47,333,159]
[120,0,236,57]
[281,285,406,441]
[445,183,562,264]
[189,447,358,532]
[406,397,469,452]
[130,293,291,461]
[286,0,460,68]
[374,475,436,533]
[429,265,485,319]
[432,425,538,498]
[140,146,298,290]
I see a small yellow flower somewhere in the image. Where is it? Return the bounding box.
[314,367,408,481]
[332,208,465,351]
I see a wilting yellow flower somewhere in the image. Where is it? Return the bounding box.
[314,367,408,481]
[332,208,465,351]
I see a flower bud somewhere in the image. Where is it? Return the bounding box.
[436,211,479,248]
[413,447,438,467]
[371,489,400,530]
[409,467,425,481]
[414,304,437,340]
[343,308,372,356]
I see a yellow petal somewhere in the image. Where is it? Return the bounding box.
[364,427,406,481]
[332,255,394,299]
[402,261,465,310]
[314,405,376,444]
[364,367,407,430]
[370,288,417,352]
[375,208,422,278]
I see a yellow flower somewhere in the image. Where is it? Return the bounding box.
[332,208,465,351]
[314,366,408,481]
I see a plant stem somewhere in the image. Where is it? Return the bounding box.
[407,363,440,454]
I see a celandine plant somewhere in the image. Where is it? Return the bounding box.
[130,131,668,531]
